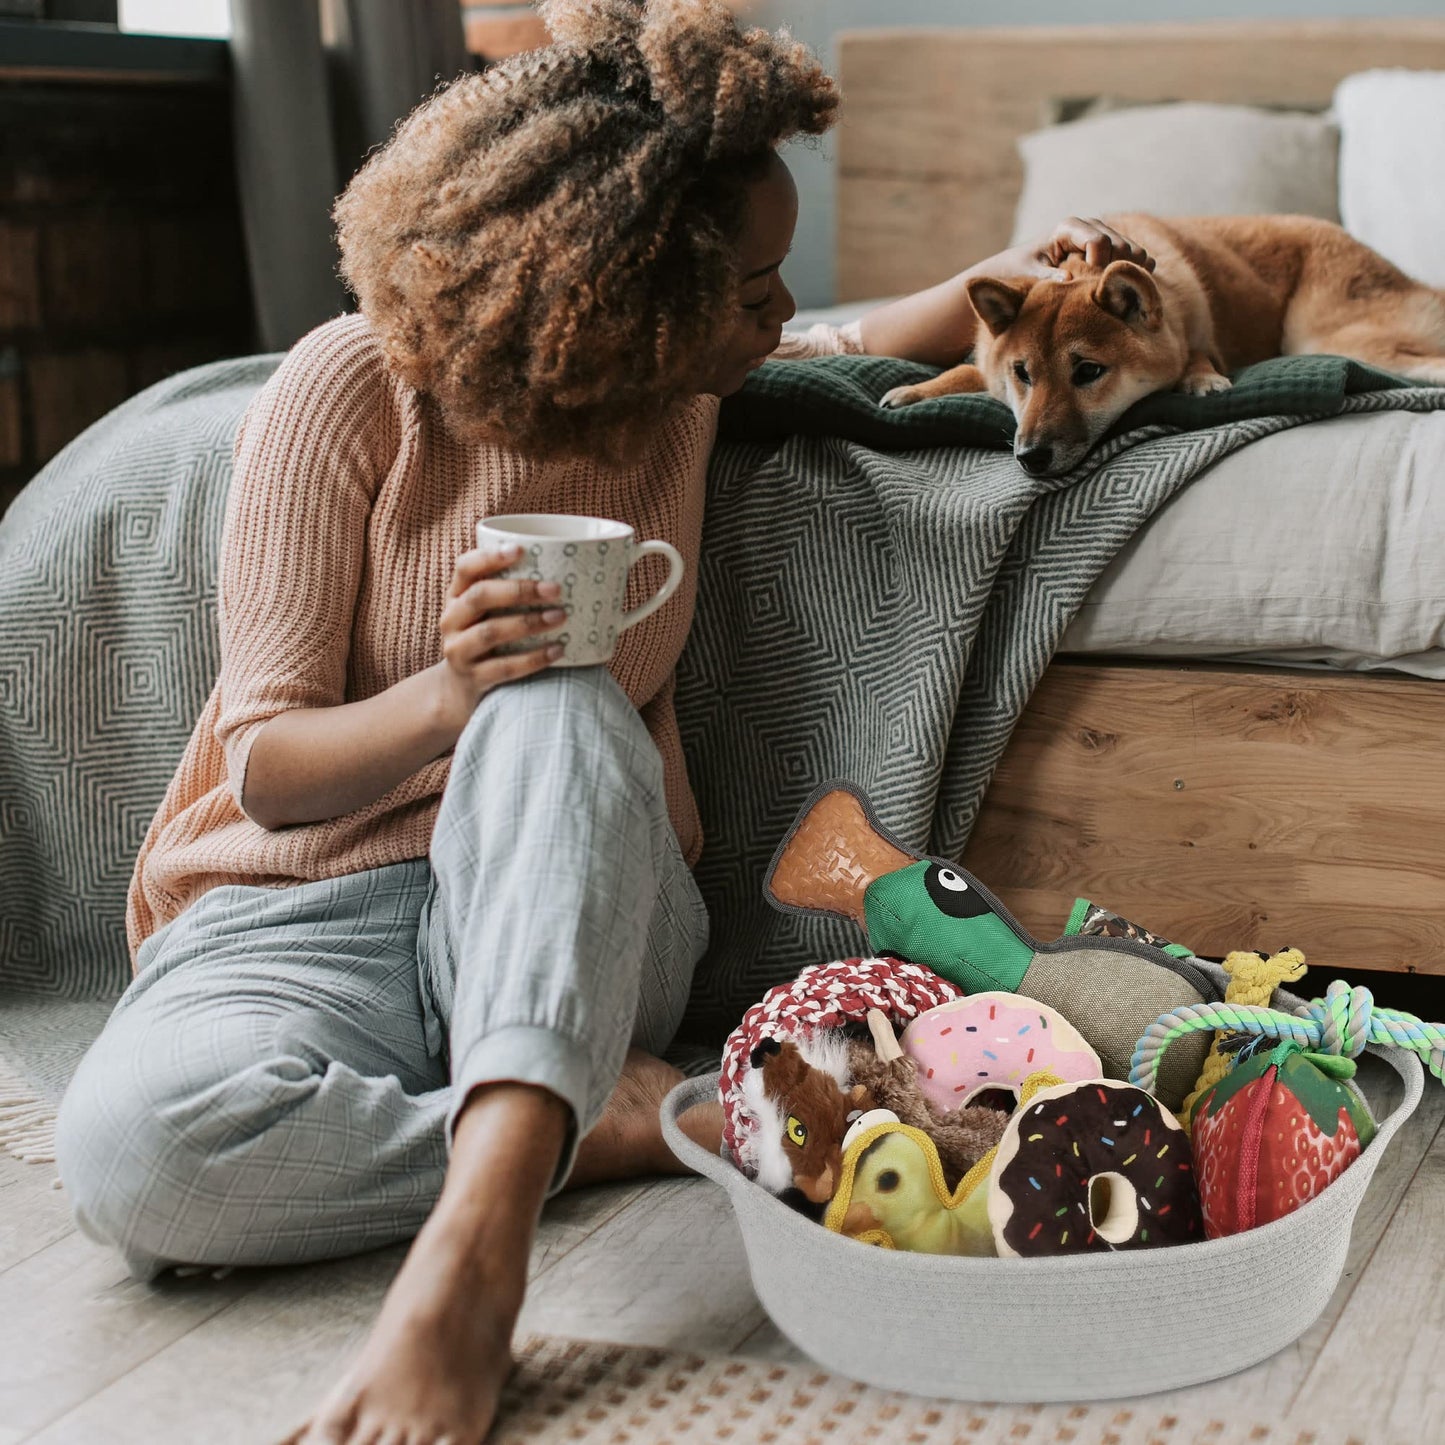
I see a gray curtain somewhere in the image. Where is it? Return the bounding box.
[230,0,473,351]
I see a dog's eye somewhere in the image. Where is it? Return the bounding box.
[1012,361,1031,386]
[1073,361,1107,385]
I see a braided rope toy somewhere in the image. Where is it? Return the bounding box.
[1130,979,1445,1098]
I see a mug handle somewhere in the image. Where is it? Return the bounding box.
[619,540,685,632]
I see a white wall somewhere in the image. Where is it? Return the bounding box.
[752,0,1445,306]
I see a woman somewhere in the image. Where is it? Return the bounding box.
[55,3,1151,1442]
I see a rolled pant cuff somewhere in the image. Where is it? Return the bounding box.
[448,1025,598,1196]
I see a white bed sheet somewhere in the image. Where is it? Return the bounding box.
[786,307,1445,679]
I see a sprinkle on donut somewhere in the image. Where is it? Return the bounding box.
[901,992,1101,1115]
[989,1076,1202,1256]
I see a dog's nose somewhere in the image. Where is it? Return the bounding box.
[1016,445,1054,475]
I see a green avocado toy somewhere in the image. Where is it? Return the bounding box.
[764,781,1222,1108]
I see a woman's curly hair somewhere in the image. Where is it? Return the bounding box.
[334,0,837,462]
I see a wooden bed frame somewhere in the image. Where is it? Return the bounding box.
[836,20,1445,977]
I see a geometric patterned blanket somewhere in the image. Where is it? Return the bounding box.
[0,358,278,999]
[4,346,1443,1047]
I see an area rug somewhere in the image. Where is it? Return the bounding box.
[494,1335,1333,1445]
[0,991,115,1165]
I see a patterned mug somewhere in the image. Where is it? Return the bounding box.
[475,513,685,667]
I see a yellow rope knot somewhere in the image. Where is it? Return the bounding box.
[1181,947,1307,1125]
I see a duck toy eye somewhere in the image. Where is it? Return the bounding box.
[923,863,993,919]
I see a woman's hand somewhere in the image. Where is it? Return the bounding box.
[433,546,567,732]
[1011,216,1156,277]
[858,218,1155,367]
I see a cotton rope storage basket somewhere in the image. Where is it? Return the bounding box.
[660,961,1426,1403]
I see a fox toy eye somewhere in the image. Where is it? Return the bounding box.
[786,1115,808,1147]
[1012,361,1031,386]
[1073,361,1107,385]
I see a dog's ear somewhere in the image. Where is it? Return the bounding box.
[966,276,1033,337]
[1093,260,1162,330]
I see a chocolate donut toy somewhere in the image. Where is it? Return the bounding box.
[988,1074,1203,1256]
[899,991,1100,1114]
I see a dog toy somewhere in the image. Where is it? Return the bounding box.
[1129,979,1445,1093]
[896,991,1101,1113]
[720,957,960,1180]
[844,1010,1007,1191]
[742,1036,872,1203]
[823,1116,996,1256]
[988,1071,1202,1256]
[1180,947,1308,1125]
[1131,978,1445,1237]
[765,781,1221,1107]
[1064,897,1195,959]
[1189,1039,1375,1237]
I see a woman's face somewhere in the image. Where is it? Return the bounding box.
[701,150,799,397]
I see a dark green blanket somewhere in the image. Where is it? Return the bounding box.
[719,352,1416,450]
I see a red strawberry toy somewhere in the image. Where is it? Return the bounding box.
[1190,1040,1376,1238]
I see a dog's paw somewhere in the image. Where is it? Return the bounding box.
[879,384,925,409]
[1177,370,1233,397]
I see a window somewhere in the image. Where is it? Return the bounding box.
[118,0,229,39]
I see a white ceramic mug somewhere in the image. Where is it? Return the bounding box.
[475,513,685,667]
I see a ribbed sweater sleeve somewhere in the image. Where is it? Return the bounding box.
[771,319,865,361]
[214,317,394,812]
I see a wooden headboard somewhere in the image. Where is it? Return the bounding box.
[836,19,1445,301]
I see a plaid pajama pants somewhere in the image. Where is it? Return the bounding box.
[55,668,709,1280]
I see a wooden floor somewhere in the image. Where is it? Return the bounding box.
[2,1053,1441,1445]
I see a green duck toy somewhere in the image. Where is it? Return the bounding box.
[764,781,1222,1108]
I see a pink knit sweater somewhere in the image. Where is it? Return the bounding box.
[126,313,861,963]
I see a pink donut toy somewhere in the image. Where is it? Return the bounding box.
[901,991,1101,1114]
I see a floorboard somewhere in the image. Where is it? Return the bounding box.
[1292,1121,1445,1441]
[515,1176,768,1354]
[18,1178,654,1444]
[0,1229,257,1439]
[0,1154,73,1275]
[26,1245,407,1445]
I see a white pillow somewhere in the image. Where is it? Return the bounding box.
[1336,70,1445,288]
[1010,101,1339,247]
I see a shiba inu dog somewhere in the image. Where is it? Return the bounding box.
[880,214,1445,478]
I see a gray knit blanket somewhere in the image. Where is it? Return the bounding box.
[4,350,1443,1049]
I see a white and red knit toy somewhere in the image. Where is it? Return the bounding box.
[720,956,960,1178]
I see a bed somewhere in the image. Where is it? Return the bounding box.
[823,19,1445,977]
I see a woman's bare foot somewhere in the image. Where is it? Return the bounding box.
[565,1047,722,1189]
[283,1083,567,1445]
[282,1053,724,1445]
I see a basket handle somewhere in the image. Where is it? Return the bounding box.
[660,1072,740,1192]
[1365,1042,1425,1144]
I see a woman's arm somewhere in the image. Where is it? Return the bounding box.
[242,666,461,830]
[856,216,1156,366]
[213,322,564,832]
[242,553,563,829]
